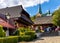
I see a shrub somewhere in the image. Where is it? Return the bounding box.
[19,35,31,41]
[25,31,35,35]
[0,36,18,43]
[0,25,6,37]
[14,29,20,36]
[17,27,37,41]
[0,37,5,43]
[25,31,36,40]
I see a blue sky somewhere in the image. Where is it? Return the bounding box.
[0,0,60,16]
[26,0,60,16]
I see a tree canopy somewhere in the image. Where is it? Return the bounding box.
[52,8,60,26]
[31,15,36,22]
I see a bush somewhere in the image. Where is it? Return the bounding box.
[0,25,6,37]
[16,27,37,41]
[19,32,36,41]
[19,35,31,41]
[0,36,18,43]
[25,31,36,40]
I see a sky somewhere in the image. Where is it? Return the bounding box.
[0,0,60,16]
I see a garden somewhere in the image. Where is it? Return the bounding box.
[0,25,37,43]
[15,27,37,42]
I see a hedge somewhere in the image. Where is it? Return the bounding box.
[0,36,18,43]
[16,27,37,41]
[19,35,31,41]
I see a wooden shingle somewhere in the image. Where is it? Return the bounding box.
[34,16,52,25]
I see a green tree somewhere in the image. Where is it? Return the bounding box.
[31,15,36,21]
[42,10,51,17]
[0,25,6,37]
[52,8,60,26]
[42,13,47,17]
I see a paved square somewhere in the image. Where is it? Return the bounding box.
[20,36,60,43]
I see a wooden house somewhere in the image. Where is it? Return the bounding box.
[0,5,33,36]
[33,16,53,30]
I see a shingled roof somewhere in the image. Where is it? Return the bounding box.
[0,5,23,18]
[0,5,33,25]
[34,16,52,25]
[0,13,6,21]
[0,14,15,29]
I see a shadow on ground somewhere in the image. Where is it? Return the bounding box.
[20,31,60,43]
[28,31,59,42]
[41,31,59,37]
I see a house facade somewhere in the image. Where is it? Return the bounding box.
[0,5,33,36]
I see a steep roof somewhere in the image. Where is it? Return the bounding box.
[0,5,33,25]
[0,13,6,21]
[0,14,15,29]
[0,5,22,18]
[0,13,14,25]
[34,16,52,25]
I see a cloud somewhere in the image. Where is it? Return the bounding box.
[55,5,60,10]
[0,0,49,8]
[19,0,49,8]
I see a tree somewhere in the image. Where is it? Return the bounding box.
[52,8,60,27]
[42,10,51,17]
[0,25,6,37]
[42,13,47,17]
[31,15,36,21]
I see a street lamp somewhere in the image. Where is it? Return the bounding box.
[5,13,10,36]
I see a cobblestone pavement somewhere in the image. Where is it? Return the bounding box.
[20,36,60,43]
